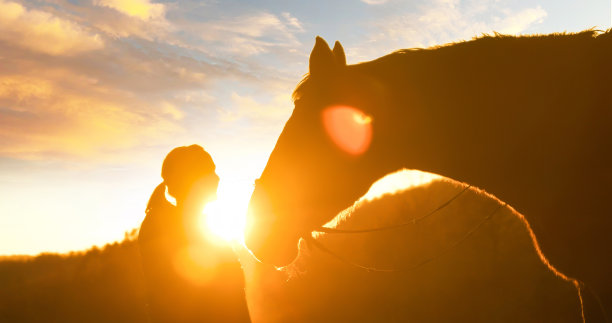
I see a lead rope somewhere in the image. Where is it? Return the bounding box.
[577,279,610,323]
[313,184,472,234]
[304,189,506,273]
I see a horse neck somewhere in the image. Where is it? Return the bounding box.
[376,39,603,213]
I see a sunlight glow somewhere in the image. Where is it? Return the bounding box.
[95,0,165,20]
[199,179,252,244]
[201,200,246,243]
[173,244,224,286]
[361,169,441,201]
[323,105,373,155]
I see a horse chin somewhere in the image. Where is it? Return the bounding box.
[245,218,301,267]
[248,240,299,268]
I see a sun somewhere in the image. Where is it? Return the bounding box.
[198,180,252,244]
[201,199,246,243]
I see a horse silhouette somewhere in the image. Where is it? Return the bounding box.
[244,176,583,322]
[245,31,611,320]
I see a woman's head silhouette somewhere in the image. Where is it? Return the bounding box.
[161,144,219,207]
[146,145,219,215]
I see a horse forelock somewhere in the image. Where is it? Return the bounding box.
[291,74,312,103]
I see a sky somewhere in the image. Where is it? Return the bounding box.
[0,0,609,255]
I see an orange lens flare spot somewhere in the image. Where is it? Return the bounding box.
[323,105,373,155]
[172,245,221,286]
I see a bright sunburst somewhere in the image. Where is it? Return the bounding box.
[199,179,252,244]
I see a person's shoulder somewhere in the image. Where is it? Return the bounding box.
[139,203,177,243]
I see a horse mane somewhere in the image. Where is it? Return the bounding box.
[292,29,609,103]
[392,29,602,54]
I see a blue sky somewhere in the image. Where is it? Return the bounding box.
[0,0,609,255]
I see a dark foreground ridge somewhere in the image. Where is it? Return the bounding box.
[0,231,148,323]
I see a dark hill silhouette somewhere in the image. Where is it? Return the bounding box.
[0,231,148,323]
[245,31,612,320]
[244,178,583,322]
[0,229,250,323]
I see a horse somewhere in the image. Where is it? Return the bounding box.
[245,30,611,320]
[243,175,583,322]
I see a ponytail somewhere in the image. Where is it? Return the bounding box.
[146,182,172,214]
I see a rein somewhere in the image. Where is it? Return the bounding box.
[304,185,507,273]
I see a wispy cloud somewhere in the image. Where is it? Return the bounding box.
[494,6,547,35]
[0,73,182,161]
[0,0,550,162]
[220,91,292,124]
[352,0,548,61]
[35,0,172,41]
[361,0,389,5]
[94,0,165,21]
[281,12,304,32]
[197,11,305,56]
[0,0,104,55]
[0,1,303,162]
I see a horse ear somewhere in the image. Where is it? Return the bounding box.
[332,41,346,67]
[309,36,335,77]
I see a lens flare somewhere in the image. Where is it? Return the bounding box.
[323,105,373,155]
[201,199,246,243]
[199,180,251,244]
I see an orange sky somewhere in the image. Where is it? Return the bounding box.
[0,0,607,255]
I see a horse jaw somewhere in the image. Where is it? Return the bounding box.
[245,170,387,266]
[245,185,302,266]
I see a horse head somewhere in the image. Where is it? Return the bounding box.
[245,37,414,266]
[244,31,612,317]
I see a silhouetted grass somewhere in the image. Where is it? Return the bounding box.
[0,230,148,323]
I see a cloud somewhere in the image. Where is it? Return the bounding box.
[36,0,172,41]
[0,1,303,163]
[160,102,185,120]
[281,12,304,32]
[355,0,548,61]
[221,92,292,124]
[0,0,104,55]
[494,6,547,35]
[94,0,165,21]
[0,37,236,161]
[361,0,389,4]
[198,11,305,56]
[0,74,182,161]
[0,18,231,163]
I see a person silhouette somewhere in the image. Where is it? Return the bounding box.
[138,145,251,323]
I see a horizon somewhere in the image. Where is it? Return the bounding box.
[0,0,609,256]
